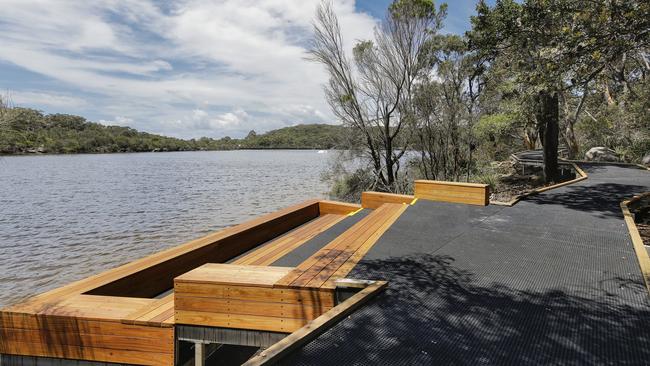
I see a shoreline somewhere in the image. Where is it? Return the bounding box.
[0,147,334,157]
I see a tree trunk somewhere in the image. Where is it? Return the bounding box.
[565,122,579,159]
[384,125,395,189]
[537,91,560,183]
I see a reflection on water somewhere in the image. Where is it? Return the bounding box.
[0,150,331,306]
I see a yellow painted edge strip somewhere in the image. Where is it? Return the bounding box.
[347,207,363,216]
[410,198,418,205]
[620,196,650,296]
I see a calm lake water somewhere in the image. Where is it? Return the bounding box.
[0,150,332,307]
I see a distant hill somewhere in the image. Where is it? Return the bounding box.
[0,107,345,154]
[242,124,343,149]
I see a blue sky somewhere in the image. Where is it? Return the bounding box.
[356,0,488,34]
[0,0,489,139]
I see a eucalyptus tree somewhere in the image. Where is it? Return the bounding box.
[469,0,650,182]
[309,0,446,192]
[413,34,484,181]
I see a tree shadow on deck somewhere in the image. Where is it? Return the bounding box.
[524,182,647,219]
[285,254,650,365]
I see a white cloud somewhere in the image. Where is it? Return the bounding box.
[11,91,88,109]
[99,116,134,127]
[0,0,378,138]
[189,108,249,129]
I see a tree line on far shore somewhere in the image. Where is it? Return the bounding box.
[0,105,344,154]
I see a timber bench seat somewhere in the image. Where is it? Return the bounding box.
[174,264,335,333]
[122,210,353,328]
[0,198,407,365]
[0,199,361,365]
[414,180,490,206]
[173,203,409,335]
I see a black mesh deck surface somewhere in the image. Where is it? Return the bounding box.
[281,164,650,365]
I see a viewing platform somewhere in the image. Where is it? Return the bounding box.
[1,164,649,365]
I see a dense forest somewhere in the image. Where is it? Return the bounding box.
[0,106,344,154]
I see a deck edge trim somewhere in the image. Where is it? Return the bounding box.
[242,280,388,366]
[620,193,650,296]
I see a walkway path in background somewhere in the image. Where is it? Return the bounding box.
[283,164,650,365]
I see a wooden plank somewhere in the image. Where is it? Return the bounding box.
[174,283,335,307]
[7,199,320,310]
[128,296,175,326]
[121,294,174,325]
[414,180,489,188]
[243,281,388,366]
[234,214,344,266]
[414,180,489,206]
[275,205,393,287]
[0,312,173,339]
[0,327,173,353]
[308,204,405,288]
[318,200,362,215]
[321,204,407,289]
[11,295,159,322]
[175,310,306,333]
[621,196,650,295]
[0,311,174,365]
[0,341,173,365]
[285,205,398,287]
[174,296,329,320]
[361,191,414,209]
[175,264,293,287]
[150,304,175,321]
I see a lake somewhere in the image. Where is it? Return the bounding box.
[0,150,332,307]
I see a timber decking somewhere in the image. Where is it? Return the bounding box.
[174,204,409,334]
[0,301,175,365]
[234,214,346,266]
[276,203,408,289]
[317,200,362,215]
[174,265,335,333]
[361,191,414,209]
[0,199,367,365]
[414,179,490,206]
[123,211,352,329]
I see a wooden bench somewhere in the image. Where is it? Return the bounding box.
[173,203,408,334]
[0,296,175,365]
[174,264,335,333]
[414,180,490,206]
[361,191,415,209]
[0,199,358,366]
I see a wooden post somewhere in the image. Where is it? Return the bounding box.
[195,342,206,366]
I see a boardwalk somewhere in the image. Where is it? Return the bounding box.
[282,164,650,365]
[1,163,648,365]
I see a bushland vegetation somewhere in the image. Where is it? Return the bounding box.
[312,0,649,199]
